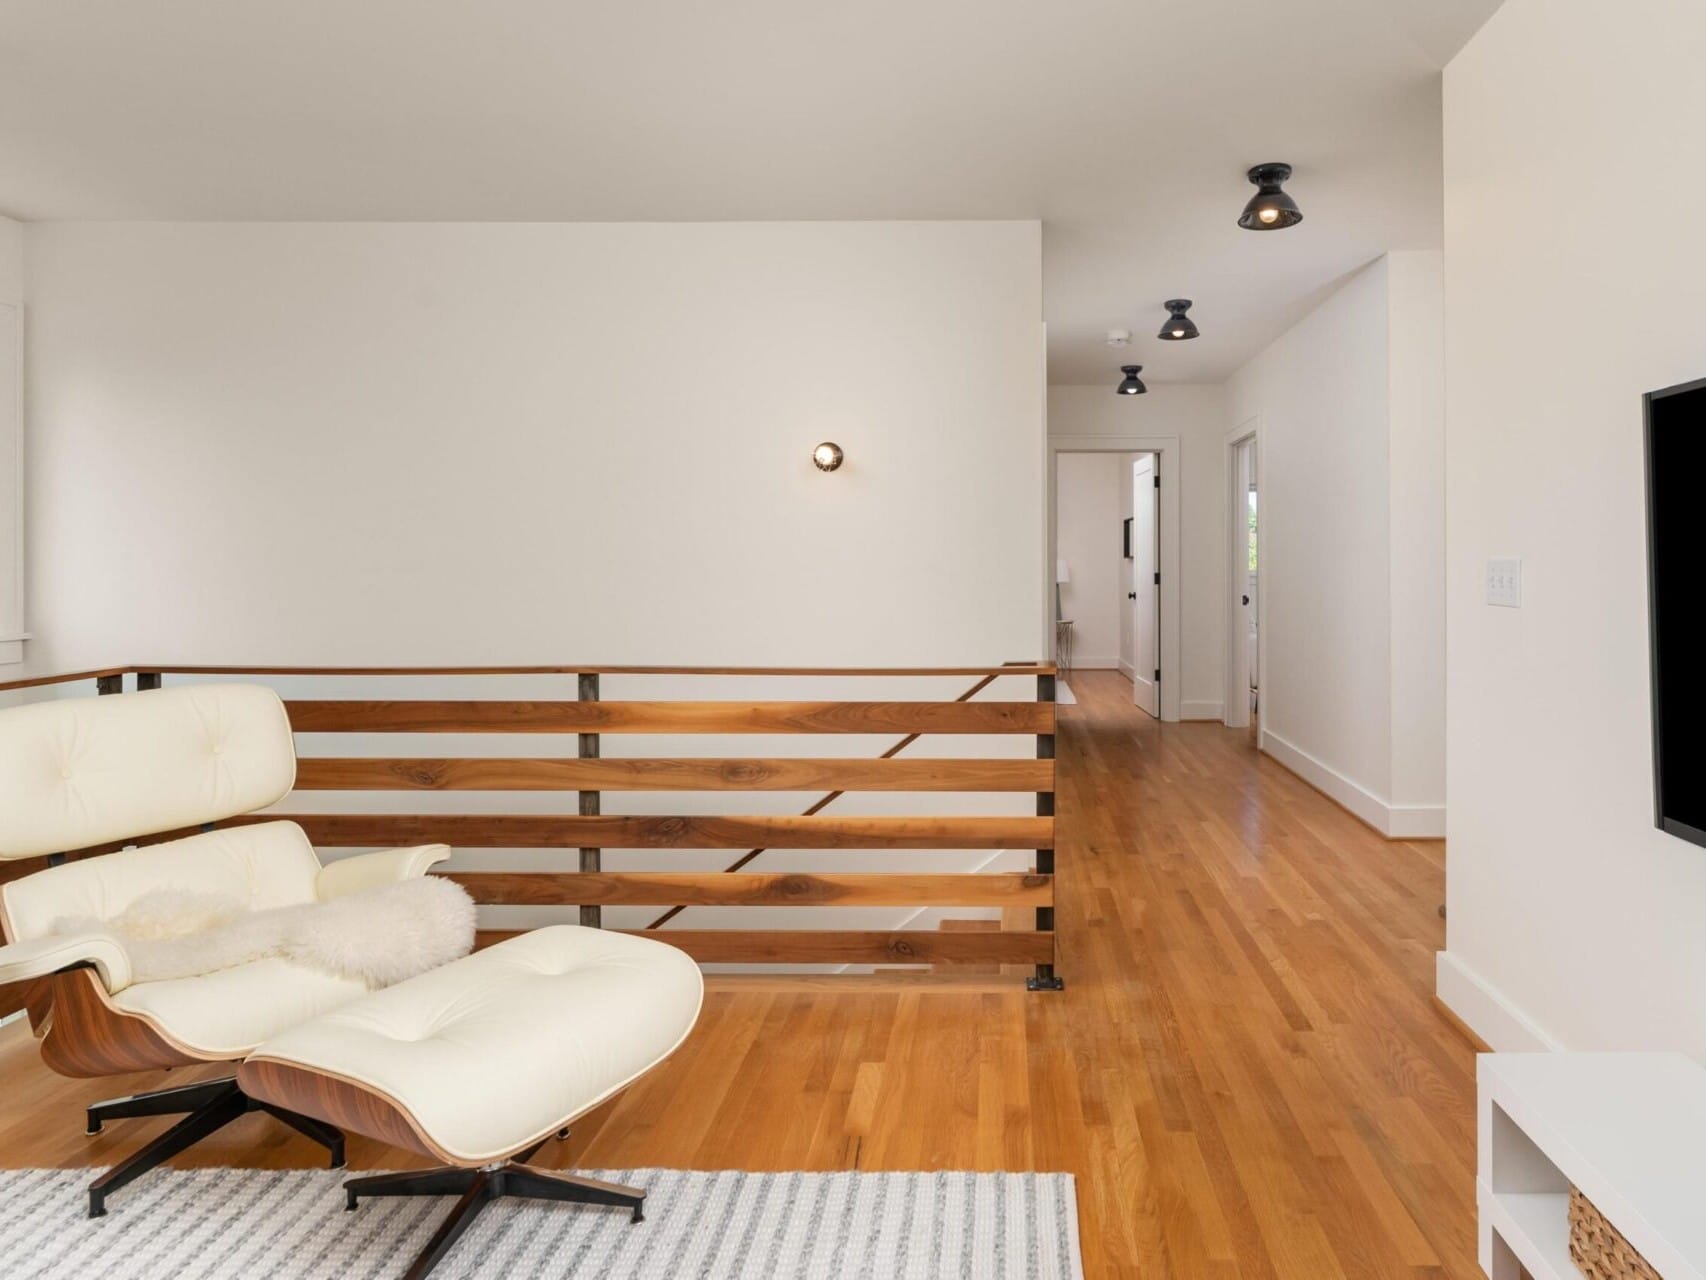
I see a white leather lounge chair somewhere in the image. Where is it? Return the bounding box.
[0,683,450,1216]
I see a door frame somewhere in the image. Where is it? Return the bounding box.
[1223,417,1265,742]
[1046,435,1182,723]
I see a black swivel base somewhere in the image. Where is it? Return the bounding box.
[85,1076,345,1217]
[345,1160,646,1280]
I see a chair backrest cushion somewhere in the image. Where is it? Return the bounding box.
[0,684,297,861]
[0,820,322,943]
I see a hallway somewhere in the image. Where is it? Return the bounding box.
[0,671,1474,1278]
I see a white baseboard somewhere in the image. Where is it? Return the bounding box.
[1260,729,1446,838]
[1116,660,1135,681]
[1180,700,1223,721]
[1386,804,1447,839]
[1435,950,1563,1052]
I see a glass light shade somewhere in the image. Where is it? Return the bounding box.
[1116,365,1147,396]
[1238,163,1303,231]
[1158,299,1199,341]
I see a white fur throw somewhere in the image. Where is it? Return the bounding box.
[55,877,476,989]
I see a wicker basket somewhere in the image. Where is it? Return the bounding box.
[1569,1187,1661,1280]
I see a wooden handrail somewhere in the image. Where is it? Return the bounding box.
[0,667,129,694]
[142,663,1057,677]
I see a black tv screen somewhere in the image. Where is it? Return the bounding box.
[1647,377,1706,847]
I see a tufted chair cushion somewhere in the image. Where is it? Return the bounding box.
[0,684,296,862]
[0,821,322,944]
[242,927,706,1164]
[0,684,452,1059]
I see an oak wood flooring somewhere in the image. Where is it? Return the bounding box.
[0,671,1474,1278]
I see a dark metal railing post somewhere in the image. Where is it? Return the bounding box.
[577,672,601,929]
[1028,671,1064,991]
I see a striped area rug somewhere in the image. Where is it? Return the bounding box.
[0,1168,1083,1278]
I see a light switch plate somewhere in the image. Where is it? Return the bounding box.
[1486,558,1522,608]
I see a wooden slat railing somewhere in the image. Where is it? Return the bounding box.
[0,663,1061,990]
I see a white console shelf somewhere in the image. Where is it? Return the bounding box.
[1479,1053,1706,1280]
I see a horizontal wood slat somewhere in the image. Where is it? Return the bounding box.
[232,813,1053,849]
[284,700,1052,735]
[447,871,1052,907]
[294,756,1054,792]
[475,928,1056,965]
[0,979,35,1023]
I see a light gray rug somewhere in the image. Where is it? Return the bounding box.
[0,1168,1083,1279]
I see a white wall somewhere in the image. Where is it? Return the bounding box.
[15,220,1046,968]
[1053,452,1122,668]
[1387,253,1447,812]
[1225,252,1445,837]
[21,221,1044,672]
[1047,383,1227,718]
[1438,0,1706,1053]
[0,217,21,665]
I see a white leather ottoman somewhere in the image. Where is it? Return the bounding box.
[238,925,704,1280]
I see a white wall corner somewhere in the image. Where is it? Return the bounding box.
[1435,950,1564,1053]
[1262,728,1444,838]
[1385,803,1446,839]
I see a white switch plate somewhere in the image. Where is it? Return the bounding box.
[1486,558,1522,607]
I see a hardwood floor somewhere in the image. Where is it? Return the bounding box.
[0,670,1475,1277]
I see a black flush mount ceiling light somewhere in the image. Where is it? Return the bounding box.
[1158,299,1199,341]
[1116,365,1147,396]
[1238,162,1303,230]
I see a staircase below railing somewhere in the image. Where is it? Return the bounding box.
[0,662,1061,1015]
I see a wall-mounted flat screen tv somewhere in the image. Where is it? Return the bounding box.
[1647,376,1706,847]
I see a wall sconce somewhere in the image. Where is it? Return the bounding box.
[813,442,844,471]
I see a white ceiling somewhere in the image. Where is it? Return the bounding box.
[0,0,1501,384]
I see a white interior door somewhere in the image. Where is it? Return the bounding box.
[1241,442,1258,726]
[1130,455,1159,717]
[1225,435,1260,729]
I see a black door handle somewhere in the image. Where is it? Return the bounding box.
[1242,595,1250,606]
[1127,592,1137,600]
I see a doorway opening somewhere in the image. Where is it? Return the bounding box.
[1050,446,1168,718]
